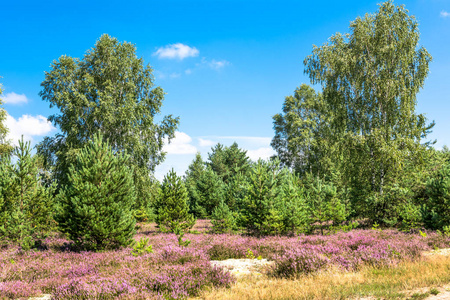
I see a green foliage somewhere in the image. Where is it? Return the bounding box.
[262,208,285,235]
[335,221,360,233]
[398,201,422,231]
[207,142,250,184]
[57,133,136,251]
[443,226,450,237]
[186,152,207,181]
[133,176,159,222]
[236,159,315,236]
[272,1,433,225]
[184,152,207,217]
[184,144,250,219]
[131,237,153,256]
[365,183,416,227]
[185,152,228,218]
[241,159,286,236]
[429,288,440,296]
[425,162,450,230]
[37,34,179,215]
[0,138,55,249]
[303,175,348,234]
[272,84,334,176]
[372,222,381,231]
[196,168,226,217]
[211,201,236,233]
[173,225,191,247]
[156,169,195,233]
[0,84,12,156]
[224,171,249,212]
[278,173,309,234]
[246,249,255,259]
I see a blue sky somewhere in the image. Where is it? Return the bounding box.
[1,0,449,180]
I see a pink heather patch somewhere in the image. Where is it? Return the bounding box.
[1,228,449,299]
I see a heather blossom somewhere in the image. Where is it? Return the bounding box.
[1,228,449,299]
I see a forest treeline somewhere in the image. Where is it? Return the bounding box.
[1,1,450,251]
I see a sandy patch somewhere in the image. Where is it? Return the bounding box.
[210,258,275,277]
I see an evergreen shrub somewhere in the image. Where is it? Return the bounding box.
[57,133,136,251]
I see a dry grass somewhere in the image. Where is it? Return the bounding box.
[196,254,450,300]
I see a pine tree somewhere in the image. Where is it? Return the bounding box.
[425,162,450,230]
[156,169,195,233]
[57,133,136,251]
[304,175,348,234]
[185,152,206,180]
[211,201,236,233]
[224,171,249,212]
[0,138,55,249]
[184,152,207,217]
[241,159,285,236]
[207,142,250,184]
[223,142,251,183]
[133,176,159,222]
[278,173,309,234]
[0,155,17,243]
[196,168,226,217]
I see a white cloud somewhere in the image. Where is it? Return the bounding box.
[198,58,230,70]
[154,43,199,60]
[5,114,55,145]
[198,138,215,147]
[441,10,450,18]
[163,131,197,154]
[1,92,29,105]
[185,69,192,75]
[246,147,276,161]
[208,59,230,70]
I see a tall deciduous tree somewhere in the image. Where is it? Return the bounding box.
[272,84,335,176]
[296,1,433,222]
[37,34,179,211]
[0,83,12,156]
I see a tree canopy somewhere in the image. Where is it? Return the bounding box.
[37,34,179,188]
[0,83,12,156]
[207,142,250,184]
[272,84,334,176]
[272,1,434,224]
[303,1,433,192]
